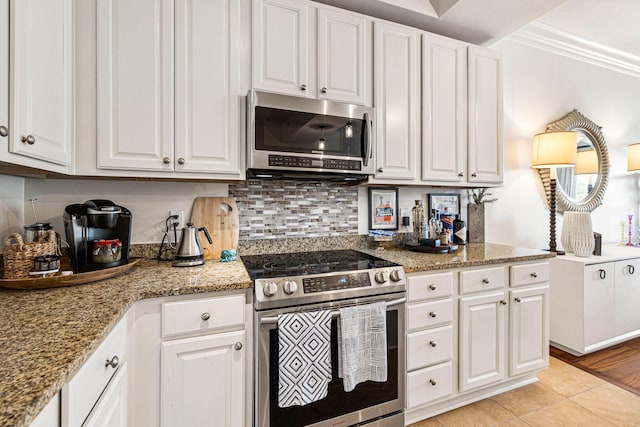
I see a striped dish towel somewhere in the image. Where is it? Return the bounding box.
[278,310,332,407]
[338,302,387,392]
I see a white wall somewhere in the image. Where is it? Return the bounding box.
[487,36,640,249]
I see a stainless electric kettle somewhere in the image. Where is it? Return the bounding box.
[173,223,213,267]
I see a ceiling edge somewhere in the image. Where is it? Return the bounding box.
[509,21,640,78]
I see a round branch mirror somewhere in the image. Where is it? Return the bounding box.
[537,109,610,212]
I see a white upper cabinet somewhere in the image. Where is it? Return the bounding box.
[373,20,420,180]
[467,45,503,184]
[421,33,466,183]
[97,0,243,177]
[253,0,370,105]
[253,0,311,97]
[317,8,368,105]
[1,0,73,172]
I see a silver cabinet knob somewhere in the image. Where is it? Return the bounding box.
[428,284,436,291]
[429,340,437,347]
[162,157,171,164]
[105,355,119,369]
[0,125,7,137]
[429,311,437,318]
[177,158,185,165]
[389,270,402,282]
[458,172,463,177]
[21,135,35,145]
[377,167,384,173]
[429,379,437,386]
[500,300,507,305]
[482,278,490,284]
[530,272,538,278]
[234,342,243,351]
[201,312,211,321]
[321,87,327,93]
[471,172,477,178]
[514,297,521,303]
[300,84,307,91]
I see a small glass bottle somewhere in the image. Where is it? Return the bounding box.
[429,209,442,239]
[453,214,466,245]
[412,200,425,240]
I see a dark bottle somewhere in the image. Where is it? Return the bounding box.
[453,214,466,245]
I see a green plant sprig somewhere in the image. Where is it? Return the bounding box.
[467,188,498,204]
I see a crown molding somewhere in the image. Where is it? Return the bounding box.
[509,21,640,78]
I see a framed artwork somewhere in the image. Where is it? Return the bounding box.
[368,187,399,230]
[428,193,460,217]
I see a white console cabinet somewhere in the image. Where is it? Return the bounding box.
[550,250,640,355]
[405,260,549,424]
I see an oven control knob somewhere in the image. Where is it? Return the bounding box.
[263,281,278,297]
[283,280,298,295]
[389,269,402,282]
[374,271,387,284]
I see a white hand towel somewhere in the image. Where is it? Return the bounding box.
[278,310,332,407]
[338,302,387,392]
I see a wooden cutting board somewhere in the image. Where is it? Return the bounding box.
[190,197,239,260]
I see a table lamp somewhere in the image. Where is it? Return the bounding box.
[628,143,640,172]
[532,130,578,254]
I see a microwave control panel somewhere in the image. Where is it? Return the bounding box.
[268,155,362,171]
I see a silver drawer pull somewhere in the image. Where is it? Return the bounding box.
[482,278,490,284]
[0,125,7,137]
[530,272,538,278]
[429,379,437,386]
[429,340,437,347]
[500,300,507,306]
[21,135,35,145]
[514,297,522,303]
[598,269,606,280]
[429,311,437,318]
[105,355,119,369]
[201,312,211,321]
[234,342,243,351]
[428,284,437,291]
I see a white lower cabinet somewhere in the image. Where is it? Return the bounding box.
[406,261,550,424]
[29,394,60,427]
[83,363,128,427]
[550,252,640,355]
[130,290,251,427]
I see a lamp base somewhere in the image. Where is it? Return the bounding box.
[543,248,565,255]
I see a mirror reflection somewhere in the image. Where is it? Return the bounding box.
[557,131,599,203]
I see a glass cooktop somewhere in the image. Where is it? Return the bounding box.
[241,249,400,280]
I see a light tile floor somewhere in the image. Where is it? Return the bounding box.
[409,357,640,426]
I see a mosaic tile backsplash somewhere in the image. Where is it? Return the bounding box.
[229,180,359,240]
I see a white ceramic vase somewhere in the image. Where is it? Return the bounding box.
[561,212,577,253]
[570,212,594,257]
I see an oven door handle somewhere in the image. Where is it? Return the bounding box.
[259,297,406,325]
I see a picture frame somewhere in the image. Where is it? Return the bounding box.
[428,193,460,217]
[368,187,399,230]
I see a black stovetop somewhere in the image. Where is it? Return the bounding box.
[241,249,399,280]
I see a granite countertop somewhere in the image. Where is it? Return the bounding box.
[0,242,553,427]
[0,258,252,427]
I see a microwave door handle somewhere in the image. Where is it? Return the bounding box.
[363,112,372,167]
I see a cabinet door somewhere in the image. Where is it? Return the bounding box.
[10,0,73,166]
[253,0,311,97]
[584,263,615,346]
[161,330,245,427]
[83,363,128,427]
[373,21,419,180]
[509,285,549,376]
[317,8,368,105]
[97,0,174,171]
[421,34,466,183]
[0,0,7,143]
[467,46,502,184]
[459,291,506,392]
[614,259,640,336]
[174,0,242,175]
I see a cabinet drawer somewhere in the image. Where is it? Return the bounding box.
[162,294,245,337]
[406,361,453,409]
[510,262,549,287]
[63,315,127,427]
[407,272,453,302]
[407,325,453,371]
[407,298,453,332]
[459,266,505,294]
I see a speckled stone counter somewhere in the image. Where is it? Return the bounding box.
[0,259,251,427]
[359,242,555,273]
[0,242,552,427]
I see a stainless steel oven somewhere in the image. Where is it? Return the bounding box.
[243,250,406,427]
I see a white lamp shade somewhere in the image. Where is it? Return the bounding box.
[574,149,598,174]
[628,143,640,171]
[532,131,578,168]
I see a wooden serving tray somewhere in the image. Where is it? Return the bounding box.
[404,243,459,254]
[0,258,142,290]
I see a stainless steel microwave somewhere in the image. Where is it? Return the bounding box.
[246,90,375,181]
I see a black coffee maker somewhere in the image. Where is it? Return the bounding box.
[63,200,132,273]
